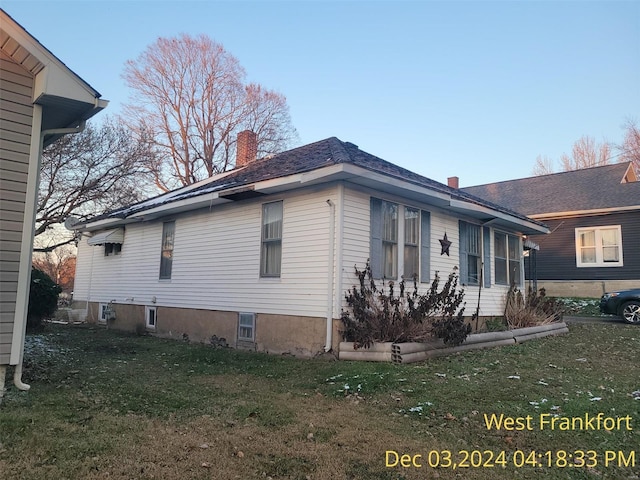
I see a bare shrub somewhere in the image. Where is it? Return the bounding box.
[504,286,563,329]
[340,262,469,348]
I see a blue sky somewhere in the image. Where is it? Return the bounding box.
[3,0,639,186]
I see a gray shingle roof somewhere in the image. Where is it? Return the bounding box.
[462,162,640,216]
[92,137,545,227]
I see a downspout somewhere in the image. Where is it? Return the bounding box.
[334,184,345,344]
[85,233,96,322]
[325,199,336,352]
[12,121,88,392]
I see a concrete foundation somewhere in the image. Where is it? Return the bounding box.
[537,280,639,298]
[83,302,339,357]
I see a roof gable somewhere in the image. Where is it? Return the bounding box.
[462,162,640,216]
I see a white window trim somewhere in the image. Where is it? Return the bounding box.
[382,200,399,279]
[238,312,256,342]
[98,303,109,324]
[260,201,283,278]
[145,306,157,330]
[494,231,522,287]
[575,225,624,268]
[383,203,422,281]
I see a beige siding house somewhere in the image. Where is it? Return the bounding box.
[72,134,548,357]
[0,9,106,399]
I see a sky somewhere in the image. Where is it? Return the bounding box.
[2,0,639,187]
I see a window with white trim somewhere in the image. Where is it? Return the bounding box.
[146,306,157,330]
[370,198,430,282]
[159,221,175,279]
[403,207,419,280]
[381,201,398,279]
[238,313,255,341]
[460,222,481,285]
[261,201,283,277]
[494,232,521,286]
[104,243,122,256]
[98,303,109,324]
[575,226,623,267]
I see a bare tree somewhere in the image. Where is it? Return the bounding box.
[532,155,555,175]
[619,120,640,174]
[532,135,612,175]
[560,135,611,171]
[36,118,155,252]
[122,34,297,192]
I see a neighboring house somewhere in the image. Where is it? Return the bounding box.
[462,163,640,298]
[71,132,548,357]
[0,10,107,397]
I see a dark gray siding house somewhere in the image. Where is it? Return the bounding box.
[462,162,640,298]
[0,9,106,400]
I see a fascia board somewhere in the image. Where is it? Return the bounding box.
[127,193,230,220]
[531,205,640,220]
[79,217,133,231]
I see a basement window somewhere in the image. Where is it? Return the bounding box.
[238,312,255,342]
[146,306,157,330]
[98,303,109,324]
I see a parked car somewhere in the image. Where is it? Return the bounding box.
[599,289,640,324]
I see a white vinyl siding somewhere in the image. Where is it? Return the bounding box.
[0,53,34,364]
[575,226,623,267]
[73,186,335,318]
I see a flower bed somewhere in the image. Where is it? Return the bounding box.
[338,322,569,364]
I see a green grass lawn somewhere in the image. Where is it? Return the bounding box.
[1,323,639,479]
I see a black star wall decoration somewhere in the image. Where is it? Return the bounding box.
[439,233,452,256]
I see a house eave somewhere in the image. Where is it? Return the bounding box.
[1,10,108,146]
[78,162,545,234]
[449,199,549,235]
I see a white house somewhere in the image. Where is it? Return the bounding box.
[72,132,549,356]
[0,9,107,398]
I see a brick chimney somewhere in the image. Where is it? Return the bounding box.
[236,130,258,168]
[447,176,459,189]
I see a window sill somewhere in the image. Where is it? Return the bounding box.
[577,263,624,268]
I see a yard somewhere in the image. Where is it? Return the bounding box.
[1,322,639,480]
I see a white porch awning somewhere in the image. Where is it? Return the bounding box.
[87,228,124,245]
